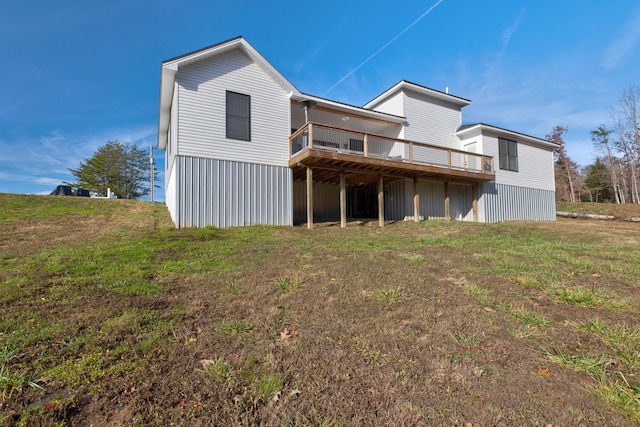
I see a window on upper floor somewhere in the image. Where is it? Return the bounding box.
[226,91,251,141]
[498,137,518,172]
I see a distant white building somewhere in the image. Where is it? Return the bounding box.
[158,36,557,228]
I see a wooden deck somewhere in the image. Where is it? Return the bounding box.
[289,123,494,229]
[289,123,495,186]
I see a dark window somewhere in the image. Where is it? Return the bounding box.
[498,138,518,172]
[226,91,251,141]
[349,138,364,152]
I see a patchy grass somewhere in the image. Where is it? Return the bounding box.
[1,194,639,425]
[369,287,408,304]
[272,277,304,292]
[216,321,253,335]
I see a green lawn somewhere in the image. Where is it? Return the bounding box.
[1,193,639,426]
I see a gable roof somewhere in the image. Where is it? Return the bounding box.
[363,80,471,110]
[158,36,301,149]
[456,123,558,148]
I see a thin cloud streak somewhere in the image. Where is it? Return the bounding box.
[322,0,446,96]
[601,6,640,69]
[476,8,526,99]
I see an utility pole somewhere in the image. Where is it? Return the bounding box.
[149,145,154,202]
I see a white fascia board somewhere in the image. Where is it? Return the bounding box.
[291,93,406,124]
[157,66,176,150]
[239,41,300,96]
[456,124,558,149]
[364,81,471,109]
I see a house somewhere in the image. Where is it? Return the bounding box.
[158,36,557,228]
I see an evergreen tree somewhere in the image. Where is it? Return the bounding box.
[68,141,151,199]
[583,159,615,203]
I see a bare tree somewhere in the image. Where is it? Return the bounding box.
[610,86,640,203]
[547,125,578,202]
[590,125,623,203]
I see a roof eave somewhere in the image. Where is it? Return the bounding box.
[455,123,557,148]
[157,65,177,150]
[364,80,471,109]
[291,92,406,124]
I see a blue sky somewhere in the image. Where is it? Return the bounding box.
[2,0,640,200]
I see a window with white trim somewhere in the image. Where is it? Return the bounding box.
[226,91,251,141]
[498,137,518,172]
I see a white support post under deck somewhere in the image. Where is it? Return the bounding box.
[472,184,478,222]
[340,172,346,228]
[444,182,450,221]
[378,175,384,227]
[413,176,420,222]
[306,167,313,229]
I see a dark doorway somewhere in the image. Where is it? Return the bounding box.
[348,186,377,219]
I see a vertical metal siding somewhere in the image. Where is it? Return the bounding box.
[482,182,556,223]
[165,158,178,226]
[417,180,446,219]
[384,179,407,220]
[449,183,473,221]
[292,181,341,224]
[174,156,292,228]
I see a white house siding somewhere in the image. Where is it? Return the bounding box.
[174,156,292,228]
[402,91,462,150]
[481,182,555,222]
[481,133,555,191]
[367,92,405,139]
[176,49,291,167]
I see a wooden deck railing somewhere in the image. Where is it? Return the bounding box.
[289,123,494,175]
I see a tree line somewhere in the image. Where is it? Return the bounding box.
[551,85,640,204]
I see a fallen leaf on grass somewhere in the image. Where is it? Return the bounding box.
[200,359,216,368]
[280,327,297,341]
[288,389,301,398]
[604,359,622,371]
[44,402,57,411]
[537,367,550,376]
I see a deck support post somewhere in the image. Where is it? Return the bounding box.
[413,176,420,222]
[378,175,384,227]
[306,167,313,229]
[444,182,450,220]
[340,172,346,228]
[472,184,478,222]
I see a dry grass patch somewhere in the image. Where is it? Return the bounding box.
[1,195,639,426]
